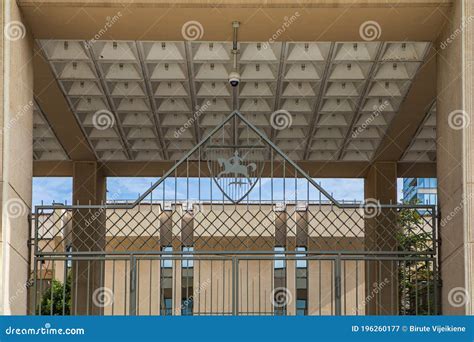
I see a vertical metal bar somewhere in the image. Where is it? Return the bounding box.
[355,260,359,316]
[62,258,67,315]
[246,260,249,314]
[112,260,116,315]
[222,259,225,315]
[319,259,322,315]
[426,260,430,315]
[50,260,54,315]
[271,149,274,203]
[129,254,137,316]
[149,260,153,316]
[232,257,238,315]
[86,260,90,315]
[210,259,213,313]
[74,260,78,316]
[124,259,128,315]
[343,260,346,315]
[415,261,419,315]
[33,259,38,315]
[334,255,342,316]
[433,258,439,314]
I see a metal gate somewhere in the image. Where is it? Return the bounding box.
[31,111,439,315]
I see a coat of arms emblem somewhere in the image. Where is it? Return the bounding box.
[207,148,265,203]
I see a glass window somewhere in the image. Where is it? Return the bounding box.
[296,299,307,316]
[296,246,307,269]
[274,246,286,269]
[161,246,173,315]
[181,246,194,316]
[182,246,194,268]
[273,246,286,316]
[161,246,173,268]
[295,246,308,316]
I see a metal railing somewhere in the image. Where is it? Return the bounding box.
[33,202,436,255]
[30,252,438,316]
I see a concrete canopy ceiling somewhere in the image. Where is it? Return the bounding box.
[36,39,432,164]
[24,0,448,177]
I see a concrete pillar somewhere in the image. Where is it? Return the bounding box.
[364,162,398,314]
[0,0,34,314]
[464,0,474,316]
[71,161,106,315]
[436,0,469,315]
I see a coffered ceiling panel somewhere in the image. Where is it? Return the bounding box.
[33,102,69,161]
[37,39,431,162]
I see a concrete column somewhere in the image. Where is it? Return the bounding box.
[436,0,469,315]
[464,0,474,316]
[0,0,34,315]
[71,161,106,315]
[364,162,398,315]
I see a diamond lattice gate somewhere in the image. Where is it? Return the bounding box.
[31,111,439,316]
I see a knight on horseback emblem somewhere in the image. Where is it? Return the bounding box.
[207,148,264,203]
[217,151,257,186]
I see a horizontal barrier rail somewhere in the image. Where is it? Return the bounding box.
[30,252,439,316]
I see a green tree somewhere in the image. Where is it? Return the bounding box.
[396,200,437,315]
[39,272,71,315]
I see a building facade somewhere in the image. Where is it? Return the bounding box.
[403,178,438,205]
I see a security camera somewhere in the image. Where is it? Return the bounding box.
[228,71,241,87]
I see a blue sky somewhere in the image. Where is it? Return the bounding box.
[32,177,404,207]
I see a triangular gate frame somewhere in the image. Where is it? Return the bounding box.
[132,110,342,208]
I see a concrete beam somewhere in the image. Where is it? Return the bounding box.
[374,48,437,161]
[18,0,450,41]
[33,160,437,178]
[34,45,96,161]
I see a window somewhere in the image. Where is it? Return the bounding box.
[181,246,194,316]
[273,246,286,315]
[160,246,173,315]
[274,246,286,270]
[296,299,308,316]
[295,246,308,316]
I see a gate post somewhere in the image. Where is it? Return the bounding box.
[129,254,137,316]
[334,255,342,316]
